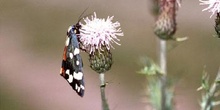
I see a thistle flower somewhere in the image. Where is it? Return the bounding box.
[79,12,124,54]
[79,12,123,73]
[199,0,220,18]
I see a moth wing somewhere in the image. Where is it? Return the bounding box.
[60,33,85,97]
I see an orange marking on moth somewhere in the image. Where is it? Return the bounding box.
[60,67,65,76]
[62,47,67,61]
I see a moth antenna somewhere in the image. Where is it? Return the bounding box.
[77,7,89,23]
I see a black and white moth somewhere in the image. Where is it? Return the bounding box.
[60,23,85,97]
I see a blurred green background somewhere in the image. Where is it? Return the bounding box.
[1,0,220,110]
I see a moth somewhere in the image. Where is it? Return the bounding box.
[60,22,85,97]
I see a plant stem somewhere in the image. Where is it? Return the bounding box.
[99,73,110,110]
[158,39,168,110]
[159,39,167,75]
[100,73,105,87]
[152,0,177,108]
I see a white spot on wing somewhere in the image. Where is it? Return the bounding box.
[65,69,73,83]
[77,87,80,92]
[75,84,81,93]
[75,83,78,90]
[74,48,80,55]
[73,72,83,80]
[67,26,72,33]
[80,85,85,90]
[67,75,73,83]
[69,53,73,59]
[76,60,79,65]
[65,37,70,46]
[66,69,70,75]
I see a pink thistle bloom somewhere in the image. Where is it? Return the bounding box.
[79,12,124,54]
[199,0,220,18]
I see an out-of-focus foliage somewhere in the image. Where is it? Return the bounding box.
[198,68,220,110]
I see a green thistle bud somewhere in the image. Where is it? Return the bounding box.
[89,46,113,73]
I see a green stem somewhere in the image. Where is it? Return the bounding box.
[99,73,110,110]
[158,39,167,110]
[159,40,167,75]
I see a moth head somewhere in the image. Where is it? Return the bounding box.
[74,23,81,34]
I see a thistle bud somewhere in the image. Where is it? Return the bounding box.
[154,0,177,40]
[89,46,113,73]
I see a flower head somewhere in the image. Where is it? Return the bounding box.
[199,0,220,18]
[79,12,123,54]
